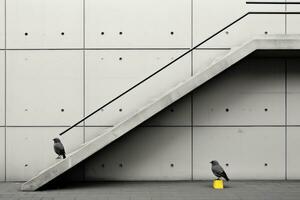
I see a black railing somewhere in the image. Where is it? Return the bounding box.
[60,11,300,136]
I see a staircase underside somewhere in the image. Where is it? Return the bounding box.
[21,35,300,191]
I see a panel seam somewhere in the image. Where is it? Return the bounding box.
[83,0,86,182]
[83,0,86,144]
[285,58,288,180]
[285,0,287,34]
[191,0,194,181]
[4,0,7,182]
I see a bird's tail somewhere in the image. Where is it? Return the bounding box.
[62,154,66,159]
[224,173,230,181]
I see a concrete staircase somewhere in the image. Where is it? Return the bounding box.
[21,35,300,191]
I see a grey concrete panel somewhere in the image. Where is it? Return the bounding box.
[195,14,285,48]
[193,50,229,74]
[0,128,4,181]
[6,127,83,181]
[287,0,300,35]
[0,51,4,126]
[287,59,300,125]
[142,95,191,126]
[193,0,246,47]
[85,0,190,48]
[246,0,285,12]
[193,58,285,126]
[193,1,285,48]
[84,127,191,180]
[193,0,284,49]
[6,0,83,48]
[193,127,285,180]
[287,15,300,35]
[85,127,110,143]
[0,0,4,49]
[85,50,191,126]
[6,51,83,126]
[287,127,300,179]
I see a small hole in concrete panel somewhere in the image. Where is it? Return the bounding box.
[225,108,229,112]
[264,163,268,166]
[119,31,123,35]
[119,163,123,168]
[25,109,28,112]
[264,31,268,35]
[101,164,105,168]
[170,163,174,167]
[24,32,28,36]
[226,163,229,167]
[100,108,104,112]
[119,57,122,61]
[100,57,104,61]
[119,108,122,112]
[61,109,64,112]
[225,31,229,35]
[170,31,174,35]
[170,108,174,112]
[264,108,268,112]
[25,164,28,167]
[61,32,65,36]
[101,32,104,35]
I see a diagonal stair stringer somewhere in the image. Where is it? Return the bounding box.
[21,35,300,191]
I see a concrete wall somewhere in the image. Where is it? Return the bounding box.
[1,0,300,181]
[83,57,298,181]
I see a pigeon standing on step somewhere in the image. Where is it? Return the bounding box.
[53,138,66,159]
[210,160,230,181]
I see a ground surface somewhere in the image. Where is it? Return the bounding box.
[0,181,299,200]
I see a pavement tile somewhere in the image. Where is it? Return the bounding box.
[0,181,299,200]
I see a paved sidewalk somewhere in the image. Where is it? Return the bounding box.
[0,181,299,200]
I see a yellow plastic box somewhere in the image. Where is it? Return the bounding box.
[213,179,224,189]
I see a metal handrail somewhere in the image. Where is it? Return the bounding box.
[59,11,300,136]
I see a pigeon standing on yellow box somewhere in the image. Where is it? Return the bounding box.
[210,160,230,181]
